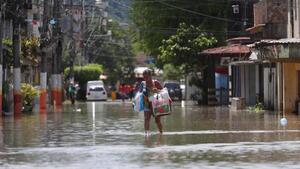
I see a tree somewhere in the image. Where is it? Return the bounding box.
[158,23,217,73]
[64,64,104,100]
[162,64,183,81]
[88,21,135,85]
[3,37,39,67]
[131,0,228,56]
[159,23,217,100]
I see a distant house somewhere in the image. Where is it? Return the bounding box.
[201,37,252,106]
[226,0,300,113]
[195,0,258,106]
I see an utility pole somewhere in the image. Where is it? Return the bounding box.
[52,0,63,109]
[13,0,22,115]
[39,0,49,113]
[81,0,87,64]
[69,0,75,83]
[242,0,247,32]
[0,0,3,115]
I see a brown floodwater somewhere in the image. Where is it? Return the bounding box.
[0,101,300,169]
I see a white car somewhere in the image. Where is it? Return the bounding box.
[86,81,107,101]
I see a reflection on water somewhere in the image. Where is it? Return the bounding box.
[0,102,300,168]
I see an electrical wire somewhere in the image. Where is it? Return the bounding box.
[110,0,133,10]
[156,1,244,24]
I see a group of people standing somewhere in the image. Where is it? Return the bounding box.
[118,83,134,101]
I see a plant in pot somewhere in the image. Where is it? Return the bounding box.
[21,83,38,112]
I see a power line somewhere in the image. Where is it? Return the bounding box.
[110,0,133,10]
[133,0,258,3]
[130,25,247,34]
[156,1,245,24]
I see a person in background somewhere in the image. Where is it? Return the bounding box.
[68,82,76,105]
[119,83,126,102]
[140,69,163,136]
[125,84,130,98]
[129,84,134,101]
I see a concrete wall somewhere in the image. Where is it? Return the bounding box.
[254,0,288,25]
[289,0,300,38]
[282,63,300,113]
[254,0,288,38]
[254,0,267,25]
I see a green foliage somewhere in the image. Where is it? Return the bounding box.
[64,64,104,85]
[3,37,39,67]
[158,23,217,72]
[64,64,104,100]
[21,83,38,107]
[131,0,228,56]
[2,38,13,65]
[248,102,264,113]
[21,37,40,64]
[162,64,183,81]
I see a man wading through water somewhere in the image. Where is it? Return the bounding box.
[140,69,163,136]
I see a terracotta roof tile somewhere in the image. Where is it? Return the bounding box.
[201,44,251,57]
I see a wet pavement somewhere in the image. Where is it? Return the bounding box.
[1,101,300,168]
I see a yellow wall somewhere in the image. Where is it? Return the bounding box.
[283,63,300,113]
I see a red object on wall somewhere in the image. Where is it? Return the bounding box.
[215,67,228,75]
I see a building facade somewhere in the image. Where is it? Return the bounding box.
[233,0,300,113]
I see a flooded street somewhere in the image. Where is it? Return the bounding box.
[1,102,300,168]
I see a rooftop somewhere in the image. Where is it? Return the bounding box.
[201,44,251,58]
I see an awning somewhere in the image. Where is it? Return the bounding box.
[246,24,266,34]
[253,38,300,47]
[215,67,228,74]
[229,60,259,65]
[251,38,300,61]
[201,44,251,58]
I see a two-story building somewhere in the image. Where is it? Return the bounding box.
[234,0,300,113]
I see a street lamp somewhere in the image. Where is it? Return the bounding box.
[232,4,239,14]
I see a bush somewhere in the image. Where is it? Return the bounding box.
[248,102,264,113]
[21,83,38,110]
[64,64,104,100]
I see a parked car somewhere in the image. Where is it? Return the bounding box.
[86,81,107,101]
[87,80,104,88]
[163,80,182,101]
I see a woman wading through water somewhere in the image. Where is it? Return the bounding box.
[139,69,163,136]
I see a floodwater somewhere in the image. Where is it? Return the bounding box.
[1,101,300,169]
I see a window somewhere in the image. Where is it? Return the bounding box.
[89,87,104,92]
[164,83,180,89]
